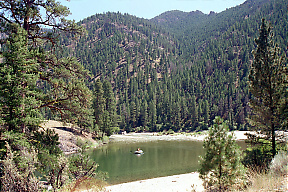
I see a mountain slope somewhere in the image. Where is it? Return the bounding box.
[57,0,287,132]
[60,12,177,79]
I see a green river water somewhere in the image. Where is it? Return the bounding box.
[87,140,246,184]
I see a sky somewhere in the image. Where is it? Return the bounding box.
[59,0,246,21]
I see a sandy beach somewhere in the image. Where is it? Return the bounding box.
[105,172,204,192]
[109,131,250,143]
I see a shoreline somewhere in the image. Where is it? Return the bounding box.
[109,131,250,143]
[39,122,287,192]
[103,131,251,192]
[104,172,204,192]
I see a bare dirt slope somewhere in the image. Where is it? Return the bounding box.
[40,120,97,154]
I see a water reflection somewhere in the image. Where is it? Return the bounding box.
[87,140,246,184]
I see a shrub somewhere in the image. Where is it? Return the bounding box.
[242,141,272,172]
[244,170,287,192]
[166,129,175,135]
[242,138,287,172]
[269,150,288,176]
[102,136,109,144]
[1,142,40,192]
[76,138,93,152]
[61,177,107,192]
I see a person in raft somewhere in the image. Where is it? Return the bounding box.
[136,148,143,154]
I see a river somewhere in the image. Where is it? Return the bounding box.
[87,139,247,184]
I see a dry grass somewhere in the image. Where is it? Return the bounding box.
[243,171,287,192]
[243,150,288,192]
[60,177,108,192]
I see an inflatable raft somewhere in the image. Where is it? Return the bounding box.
[134,149,144,154]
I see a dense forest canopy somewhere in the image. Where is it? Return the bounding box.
[56,0,287,133]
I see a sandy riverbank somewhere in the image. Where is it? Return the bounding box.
[109,131,250,143]
[105,172,204,192]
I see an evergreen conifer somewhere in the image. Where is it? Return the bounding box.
[248,19,287,157]
[199,117,246,191]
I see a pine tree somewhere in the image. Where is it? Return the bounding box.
[102,80,118,136]
[199,117,246,191]
[190,95,198,129]
[0,27,67,190]
[130,101,137,128]
[0,0,83,45]
[0,25,41,133]
[0,0,91,127]
[139,99,148,128]
[0,1,97,190]
[248,19,287,157]
[203,100,210,126]
[148,100,157,131]
[92,79,105,134]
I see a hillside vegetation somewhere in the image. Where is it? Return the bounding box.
[56,0,287,133]
[0,0,286,191]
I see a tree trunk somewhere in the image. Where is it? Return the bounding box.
[219,147,222,191]
[23,1,32,32]
[272,122,276,157]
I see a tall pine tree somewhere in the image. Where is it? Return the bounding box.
[0,0,91,127]
[0,25,41,133]
[103,80,118,136]
[248,19,287,157]
[92,79,105,134]
[0,1,98,190]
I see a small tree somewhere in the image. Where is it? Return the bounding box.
[199,117,246,191]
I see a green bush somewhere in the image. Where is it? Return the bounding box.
[76,138,93,151]
[242,139,287,172]
[166,129,175,135]
[102,136,109,144]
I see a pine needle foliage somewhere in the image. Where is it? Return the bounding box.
[0,24,42,133]
[248,19,287,157]
[199,117,246,191]
[0,1,101,190]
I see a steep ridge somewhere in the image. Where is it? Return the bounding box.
[57,0,287,132]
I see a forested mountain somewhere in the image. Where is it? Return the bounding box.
[57,0,287,132]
